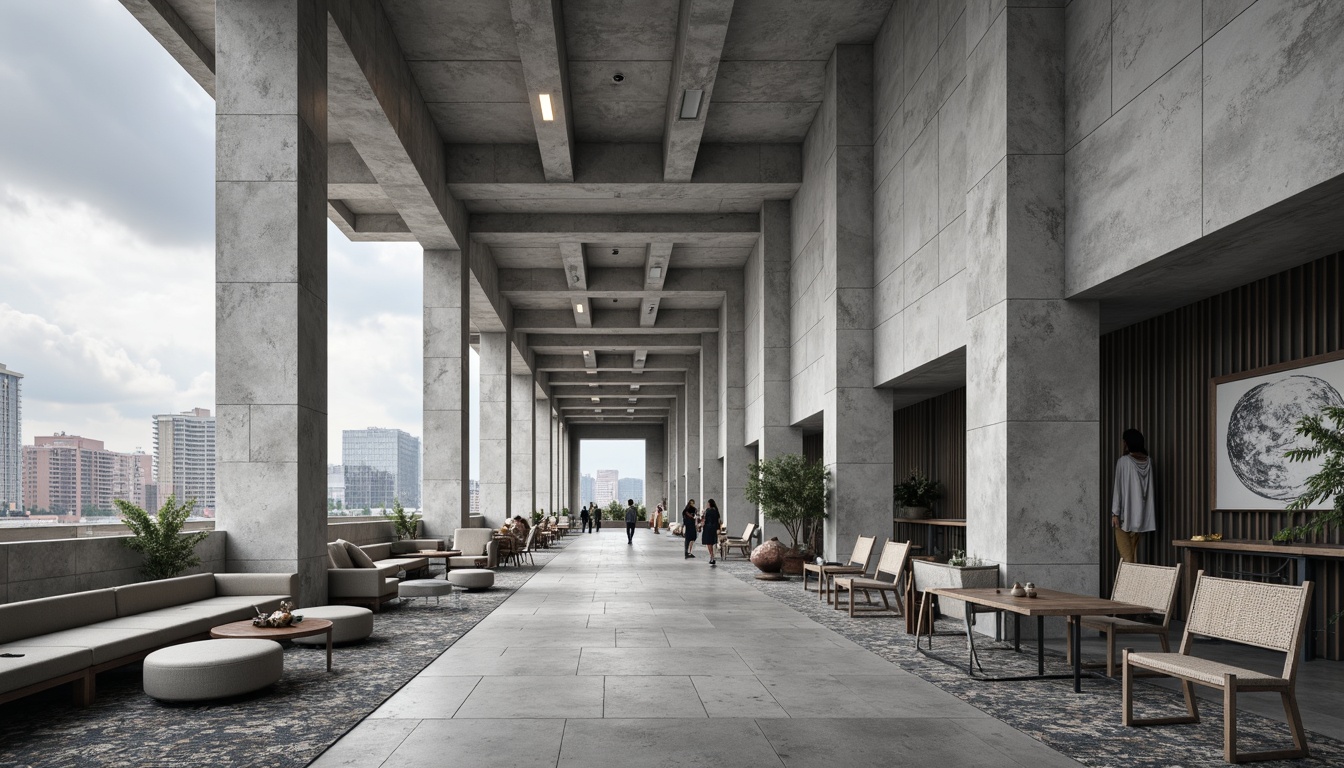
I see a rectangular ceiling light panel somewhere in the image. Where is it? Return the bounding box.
[679,89,704,120]
[539,93,555,121]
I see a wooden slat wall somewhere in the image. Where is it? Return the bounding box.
[892,388,967,520]
[1099,252,1344,659]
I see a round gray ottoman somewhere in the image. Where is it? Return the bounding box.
[292,605,374,645]
[143,639,282,702]
[447,568,495,591]
[399,578,455,604]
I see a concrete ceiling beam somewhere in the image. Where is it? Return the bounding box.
[447,143,801,186]
[559,241,590,327]
[515,309,719,334]
[527,333,703,350]
[328,1,467,251]
[642,242,674,327]
[533,353,696,371]
[508,0,575,182]
[663,0,736,182]
[500,267,736,297]
[547,371,684,386]
[118,0,215,96]
[554,385,681,397]
[327,200,415,242]
[469,213,759,248]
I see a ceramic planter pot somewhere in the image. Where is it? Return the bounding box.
[750,537,787,573]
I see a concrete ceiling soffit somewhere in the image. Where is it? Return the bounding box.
[663,0,736,182]
[468,241,512,333]
[119,0,215,96]
[557,384,680,397]
[515,308,719,334]
[641,242,673,327]
[533,353,694,371]
[328,1,466,250]
[446,142,801,187]
[528,333,703,351]
[509,0,576,181]
[547,371,684,386]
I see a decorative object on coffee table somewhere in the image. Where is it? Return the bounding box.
[252,600,302,628]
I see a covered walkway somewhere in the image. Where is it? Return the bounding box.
[313,530,1081,768]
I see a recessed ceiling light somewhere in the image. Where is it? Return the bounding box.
[612,72,625,82]
[679,89,703,120]
[539,93,554,121]
[627,408,635,414]
[575,304,584,313]
[586,369,597,375]
[628,398,637,404]
[591,397,600,403]
[582,350,591,356]
[630,384,639,391]
[589,382,598,388]
[649,266,662,278]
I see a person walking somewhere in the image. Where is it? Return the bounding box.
[1111,428,1156,563]
[681,499,698,558]
[624,499,639,545]
[701,499,722,566]
[594,502,603,533]
[579,504,591,534]
[651,502,664,533]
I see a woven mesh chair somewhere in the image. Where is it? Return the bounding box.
[832,540,911,618]
[721,523,758,559]
[802,535,878,603]
[1067,561,1181,677]
[1122,571,1314,763]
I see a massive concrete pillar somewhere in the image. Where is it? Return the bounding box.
[643,425,665,509]
[510,371,535,518]
[801,46,893,560]
[422,249,470,536]
[965,8,1099,606]
[668,390,680,517]
[700,332,723,516]
[751,201,802,541]
[683,355,701,504]
[535,396,551,515]
[214,0,328,604]
[721,275,752,537]
[479,333,511,527]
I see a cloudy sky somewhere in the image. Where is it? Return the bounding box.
[0,0,641,484]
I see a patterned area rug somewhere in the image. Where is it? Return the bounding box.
[719,559,1343,768]
[0,550,557,768]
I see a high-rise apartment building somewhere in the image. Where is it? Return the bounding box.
[327,464,345,508]
[22,434,151,516]
[153,408,216,515]
[469,478,480,517]
[594,469,619,507]
[342,428,421,510]
[0,364,20,514]
[617,477,644,505]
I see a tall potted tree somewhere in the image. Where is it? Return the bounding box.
[1282,404,1344,542]
[746,453,829,575]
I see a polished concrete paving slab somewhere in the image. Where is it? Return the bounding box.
[312,530,1082,768]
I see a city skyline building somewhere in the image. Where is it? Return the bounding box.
[22,434,152,516]
[153,407,216,515]
[0,364,20,514]
[594,469,619,507]
[469,478,480,518]
[342,427,421,510]
[327,464,344,508]
[579,473,595,507]
[617,477,644,506]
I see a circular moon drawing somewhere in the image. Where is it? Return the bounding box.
[1226,375,1344,501]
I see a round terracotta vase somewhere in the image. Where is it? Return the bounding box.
[750,537,788,573]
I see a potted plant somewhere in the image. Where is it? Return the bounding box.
[745,453,830,575]
[894,470,941,518]
[383,498,421,540]
[1284,404,1344,541]
[116,495,211,580]
[912,551,998,623]
[1271,528,1294,546]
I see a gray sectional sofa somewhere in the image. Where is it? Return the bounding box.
[326,539,435,611]
[0,572,295,706]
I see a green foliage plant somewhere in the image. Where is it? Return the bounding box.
[745,453,830,552]
[893,470,941,509]
[1284,405,1344,540]
[116,495,210,580]
[383,498,422,539]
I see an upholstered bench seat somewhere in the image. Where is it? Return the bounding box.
[292,606,374,645]
[399,579,455,603]
[446,569,495,592]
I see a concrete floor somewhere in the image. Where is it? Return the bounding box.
[311,530,1084,768]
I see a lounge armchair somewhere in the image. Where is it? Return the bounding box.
[802,535,878,603]
[448,528,499,569]
[1067,561,1180,677]
[832,540,911,618]
[326,540,399,612]
[720,523,758,559]
[1123,572,1313,763]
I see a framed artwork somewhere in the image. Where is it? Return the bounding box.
[1212,351,1344,510]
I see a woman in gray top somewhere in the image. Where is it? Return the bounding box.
[1111,428,1155,563]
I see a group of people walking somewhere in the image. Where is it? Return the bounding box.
[679,498,721,567]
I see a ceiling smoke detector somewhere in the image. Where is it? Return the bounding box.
[612,72,625,82]
[612,248,619,255]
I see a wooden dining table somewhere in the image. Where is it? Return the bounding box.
[919,587,1151,692]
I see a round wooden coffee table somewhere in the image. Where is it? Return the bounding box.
[210,618,335,670]
[414,549,461,575]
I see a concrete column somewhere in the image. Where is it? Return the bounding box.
[479,333,511,527]
[820,45,893,561]
[422,249,470,537]
[643,425,665,509]
[683,355,701,504]
[965,8,1099,605]
[754,201,802,542]
[535,395,551,516]
[700,332,723,515]
[510,372,534,518]
[214,0,328,604]
[668,391,680,518]
[721,276,752,537]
